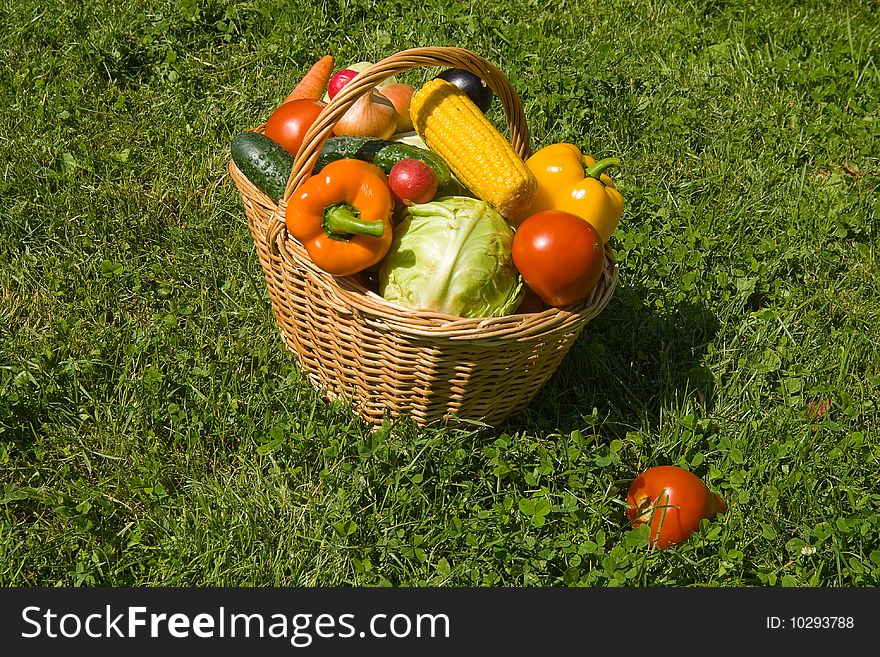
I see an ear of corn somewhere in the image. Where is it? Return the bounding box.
[409,78,536,222]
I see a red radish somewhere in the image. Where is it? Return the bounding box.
[388,159,438,206]
[328,69,359,100]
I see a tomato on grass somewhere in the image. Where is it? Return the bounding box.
[626,465,727,548]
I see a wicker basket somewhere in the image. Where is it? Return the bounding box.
[228,46,619,428]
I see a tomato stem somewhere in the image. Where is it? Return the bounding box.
[651,492,670,549]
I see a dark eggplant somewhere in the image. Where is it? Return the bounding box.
[433,68,494,113]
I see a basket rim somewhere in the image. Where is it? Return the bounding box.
[273,207,618,337]
[228,156,619,341]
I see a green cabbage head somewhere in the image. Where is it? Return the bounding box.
[379,197,524,318]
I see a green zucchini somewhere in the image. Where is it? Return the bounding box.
[231,132,294,203]
[314,136,457,195]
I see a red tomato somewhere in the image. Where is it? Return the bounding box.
[626,465,727,548]
[264,98,327,157]
[511,210,605,307]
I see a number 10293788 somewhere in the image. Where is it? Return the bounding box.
[766,616,855,630]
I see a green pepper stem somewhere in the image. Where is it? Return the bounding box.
[323,204,384,239]
[584,157,621,180]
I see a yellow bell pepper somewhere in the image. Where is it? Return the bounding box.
[521,143,624,244]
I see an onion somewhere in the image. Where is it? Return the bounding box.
[333,90,397,140]
[378,83,415,133]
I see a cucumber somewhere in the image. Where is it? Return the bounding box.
[314,136,456,195]
[314,136,386,171]
[231,132,294,203]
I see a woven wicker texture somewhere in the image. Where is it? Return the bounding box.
[229,46,619,427]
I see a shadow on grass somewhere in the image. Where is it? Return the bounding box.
[501,283,720,437]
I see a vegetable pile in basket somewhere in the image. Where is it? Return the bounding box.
[231,54,626,319]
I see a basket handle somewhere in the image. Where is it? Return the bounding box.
[266,46,532,251]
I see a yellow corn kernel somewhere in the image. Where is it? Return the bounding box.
[410,78,536,221]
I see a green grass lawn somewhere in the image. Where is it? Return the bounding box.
[1,0,878,586]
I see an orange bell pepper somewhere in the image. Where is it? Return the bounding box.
[285,159,393,276]
[522,143,624,244]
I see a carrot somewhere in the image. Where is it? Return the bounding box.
[284,55,334,103]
